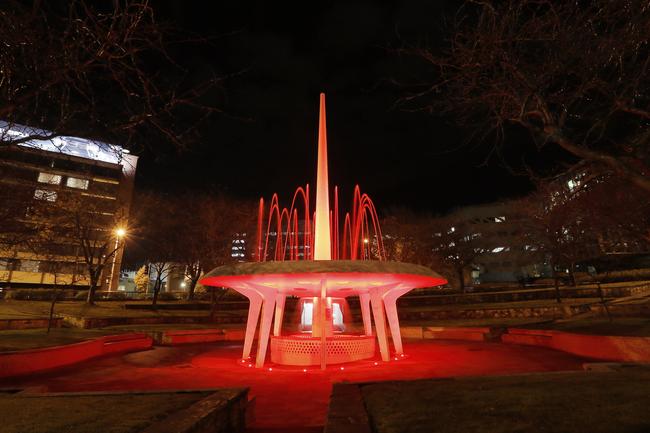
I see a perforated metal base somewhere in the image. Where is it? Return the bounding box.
[270,334,376,366]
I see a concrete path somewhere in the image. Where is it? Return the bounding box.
[0,340,589,431]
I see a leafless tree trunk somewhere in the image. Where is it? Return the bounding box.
[550,259,562,304]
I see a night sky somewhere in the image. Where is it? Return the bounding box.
[138,1,536,214]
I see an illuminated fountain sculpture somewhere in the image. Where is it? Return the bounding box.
[201,94,446,369]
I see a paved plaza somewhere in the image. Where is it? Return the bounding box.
[1,340,590,431]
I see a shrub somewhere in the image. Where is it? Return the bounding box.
[6,289,76,301]
[157,291,178,301]
[134,265,150,292]
[89,291,137,301]
[192,291,212,301]
[102,291,128,301]
[597,268,650,283]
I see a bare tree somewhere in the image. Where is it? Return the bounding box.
[149,261,175,306]
[131,191,179,306]
[381,208,440,267]
[0,178,38,248]
[73,208,126,304]
[21,223,84,332]
[50,193,125,304]
[176,192,254,300]
[383,208,488,292]
[573,176,650,252]
[400,0,650,192]
[12,187,126,305]
[514,180,602,302]
[430,216,483,293]
[133,190,256,302]
[0,1,222,152]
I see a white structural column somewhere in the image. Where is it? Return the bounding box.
[370,288,390,361]
[239,285,263,360]
[359,293,372,336]
[319,278,328,370]
[273,294,286,336]
[255,291,277,368]
[383,286,411,356]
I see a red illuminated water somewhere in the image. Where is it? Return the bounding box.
[255,184,386,261]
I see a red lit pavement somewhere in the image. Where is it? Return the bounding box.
[0,340,590,431]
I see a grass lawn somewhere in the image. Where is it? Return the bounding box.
[102,323,244,332]
[399,317,650,337]
[400,318,551,328]
[362,367,650,433]
[529,317,650,337]
[0,328,117,352]
[397,297,602,313]
[0,300,240,320]
[1,391,211,433]
[0,323,248,352]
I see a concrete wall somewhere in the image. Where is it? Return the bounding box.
[502,328,650,362]
[0,333,152,379]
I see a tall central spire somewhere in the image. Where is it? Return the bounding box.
[313,93,332,260]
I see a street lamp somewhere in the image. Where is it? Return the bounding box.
[108,227,126,292]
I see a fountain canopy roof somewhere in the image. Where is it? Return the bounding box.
[200,260,447,297]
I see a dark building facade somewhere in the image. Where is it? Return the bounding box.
[0,122,137,290]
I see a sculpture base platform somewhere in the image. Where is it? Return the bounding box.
[270,334,376,366]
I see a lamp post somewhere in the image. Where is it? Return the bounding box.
[108,227,126,292]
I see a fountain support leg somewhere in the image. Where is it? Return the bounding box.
[370,288,390,361]
[255,293,276,368]
[383,286,410,356]
[273,294,286,336]
[359,293,372,336]
[319,278,327,370]
[240,286,263,360]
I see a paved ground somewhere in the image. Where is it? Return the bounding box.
[0,340,590,432]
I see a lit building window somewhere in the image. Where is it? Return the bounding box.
[567,179,579,191]
[20,259,40,272]
[491,246,506,253]
[34,189,58,202]
[37,172,62,185]
[66,177,90,190]
[494,216,506,223]
[0,258,21,271]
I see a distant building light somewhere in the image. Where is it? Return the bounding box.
[37,172,61,185]
[66,177,89,190]
[567,179,578,191]
[34,189,57,202]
